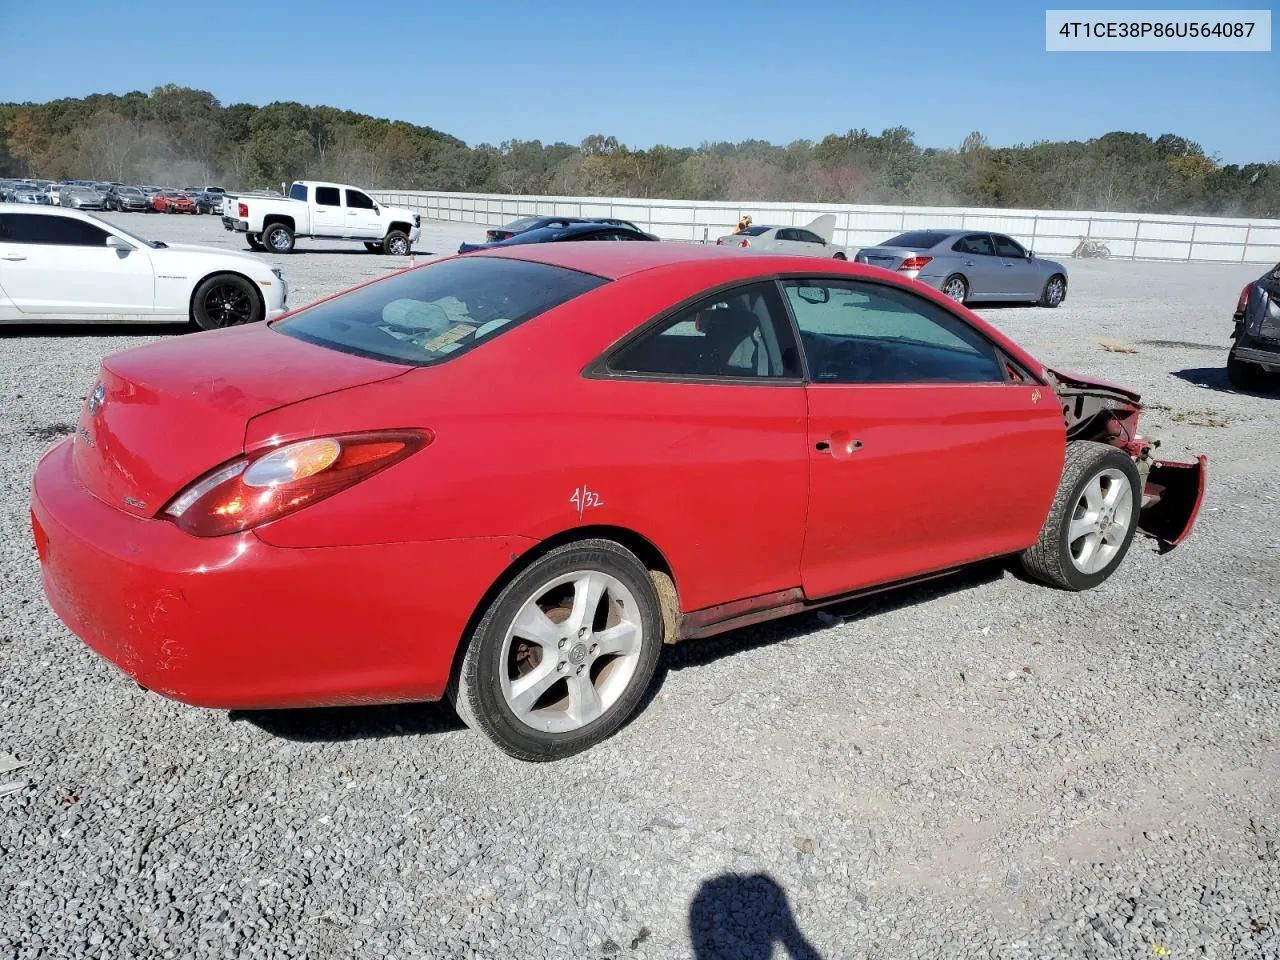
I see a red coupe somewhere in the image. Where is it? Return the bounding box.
[152,191,195,214]
[31,244,1206,760]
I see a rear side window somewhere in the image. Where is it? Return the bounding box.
[278,257,606,366]
[289,183,308,201]
[883,230,950,249]
[1,213,110,246]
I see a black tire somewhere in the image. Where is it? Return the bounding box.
[364,242,384,254]
[1020,441,1142,591]
[1227,350,1280,392]
[941,273,968,304]
[833,252,847,260]
[245,233,265,252]
[190,273,264,331]
[452,539,664,761]
[382,230,410,256]
[262,223,295,254]
[1039,273,1067,308]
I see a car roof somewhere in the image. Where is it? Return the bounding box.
[474,240,872,281]
[0,203,95,218]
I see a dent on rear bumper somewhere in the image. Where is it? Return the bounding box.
[32,439,535,709]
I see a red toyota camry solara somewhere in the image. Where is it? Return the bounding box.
[31,243,1207,760]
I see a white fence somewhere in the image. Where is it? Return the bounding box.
[371,190,1280,264]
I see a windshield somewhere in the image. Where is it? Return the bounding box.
[119,187,141,196]
[503,217,540,232]
[882,230,951,249]
[277,256,607,366]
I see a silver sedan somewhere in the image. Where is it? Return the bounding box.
[716,215,849,260]
[855,230,1068,307]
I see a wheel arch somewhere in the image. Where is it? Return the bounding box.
[445,524,682,697]
[387,220,413,237]
[262,214,295,232]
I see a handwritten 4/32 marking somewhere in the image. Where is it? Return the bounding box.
[570,485,603,520]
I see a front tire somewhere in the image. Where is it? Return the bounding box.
[1020,441,1141,591]
[453,540,664,761]
[262,223,295,253]
[941,274,968,304]
[382,230,410,256]
[190,273,264,331]
[1039,274,1067,308]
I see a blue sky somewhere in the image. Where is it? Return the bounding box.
[2,0,1276,163]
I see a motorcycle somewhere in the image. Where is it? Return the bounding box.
[1073,236,1111,259]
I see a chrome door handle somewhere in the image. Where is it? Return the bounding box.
[964,260,974,266]
[816,437,863,455]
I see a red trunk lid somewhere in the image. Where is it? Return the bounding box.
[72,323,408,518]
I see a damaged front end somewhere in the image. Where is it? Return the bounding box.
[1045,368,1206,552]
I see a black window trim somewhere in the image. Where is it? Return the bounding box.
[585,277,806,387]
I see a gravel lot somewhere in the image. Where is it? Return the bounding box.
[1,212,1277,959]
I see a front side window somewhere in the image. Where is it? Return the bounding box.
[993,235,1027,258]
[346,189,376,210]
[1,213,110,246]
[278,256,606,366]
[953,234,995,256]
[783,279,1005,384]
[795,229,825,245]
[315,186,341,206]
[609,282,801,380]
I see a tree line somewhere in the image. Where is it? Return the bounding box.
[2,86,1277,218]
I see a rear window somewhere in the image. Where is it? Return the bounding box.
[276,256,607,366]
[883,231,951,249]
[737,225,770,237]
[503,217,540,232]
[289,183,308,201]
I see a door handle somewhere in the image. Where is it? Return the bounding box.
[963,260,974,266]
[1,254,27,261]
[816,436,863,455]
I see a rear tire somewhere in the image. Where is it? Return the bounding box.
[1039,274,1067,308]
[941,274,968,304]
[833,252,847,260]
[1227,350,1280,392]
[191,273,264,331]
[452,539,664,761]
[382,230,410,256]
[364,242,384,254]
[262,223,295,254]
[245,234,265,252]
[1020,441,1141,591]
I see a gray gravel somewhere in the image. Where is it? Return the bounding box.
[1,212,1278,959]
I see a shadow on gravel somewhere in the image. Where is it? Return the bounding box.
[0,322,190,338]
[647,560,1006,698]
[689,872,823,959]
[235,562,1004,746]
[1171,366,1235,391]
[231,700,465,743]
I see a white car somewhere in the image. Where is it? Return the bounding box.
[0,204,288,329]
[716,215,849,260]
[221,180,421,255]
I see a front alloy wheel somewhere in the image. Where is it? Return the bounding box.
[453,540,663,760]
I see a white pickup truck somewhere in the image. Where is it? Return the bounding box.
[221,181,421,255]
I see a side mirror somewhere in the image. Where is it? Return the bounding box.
[796,285,830,305]
[1027,250,1035,260]
[105,235,133,251]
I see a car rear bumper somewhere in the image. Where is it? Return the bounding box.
[1232,344,1280,368]
[32,438,535,710]
[222,216,248,232]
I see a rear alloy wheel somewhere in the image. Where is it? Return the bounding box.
[453,540,663,760]
[1020,441,1141,591]
[942,274,968,304]
[191,273,264,331]
[1040,274,1067,308]
[382,230,410,256]
[263,223,295,253]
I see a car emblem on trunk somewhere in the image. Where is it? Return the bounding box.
[87,384,106,415]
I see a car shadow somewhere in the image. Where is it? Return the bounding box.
[0,322,191,338]
[1169,365,1278,397]
[235,561,1006,745]
[689,872,824,960]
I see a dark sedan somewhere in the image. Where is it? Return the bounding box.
[459,221,659,254]
[483,215,645,243]
[105,186,150,212]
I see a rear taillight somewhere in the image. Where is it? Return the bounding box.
[1236,283,1251,314]
[163,430,428,537]
[237,202,248,218]
[898,256,932,271]
[739,239,750,248]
